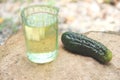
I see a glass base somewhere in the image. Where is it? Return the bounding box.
[27,50,58,64]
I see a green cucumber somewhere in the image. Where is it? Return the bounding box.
[61,31,112,64]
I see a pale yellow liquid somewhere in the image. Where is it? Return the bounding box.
[24,13,58,63]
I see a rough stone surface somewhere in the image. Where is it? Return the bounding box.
[0,30,120,80]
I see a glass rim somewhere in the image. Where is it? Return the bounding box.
[21,5,59,18]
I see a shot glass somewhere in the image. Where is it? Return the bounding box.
[21,5,59,63]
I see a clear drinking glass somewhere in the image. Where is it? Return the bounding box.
[21,5,59,63]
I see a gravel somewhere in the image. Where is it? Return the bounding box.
[0,0,120,45]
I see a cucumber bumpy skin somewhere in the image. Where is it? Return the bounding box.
[61,31,112,64]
